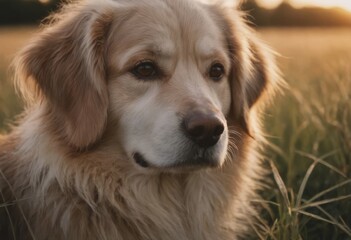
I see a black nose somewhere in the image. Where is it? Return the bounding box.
[183,112,224,148]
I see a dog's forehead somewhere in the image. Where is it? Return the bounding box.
[109,0,226,61]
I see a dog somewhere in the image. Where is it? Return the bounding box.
[0,0,280,239]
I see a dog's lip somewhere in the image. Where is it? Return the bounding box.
[132,151,221,169]
[133,152,150,168]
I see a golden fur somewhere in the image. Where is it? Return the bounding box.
[0,0,280,239]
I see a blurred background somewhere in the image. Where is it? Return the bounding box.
[0,0,350,239]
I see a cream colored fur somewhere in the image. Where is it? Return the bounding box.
[0,0,280,239]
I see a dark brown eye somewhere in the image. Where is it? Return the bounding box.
[131,60,159,80]
[209,63,225,81]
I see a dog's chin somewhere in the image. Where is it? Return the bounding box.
[132,151,224,173]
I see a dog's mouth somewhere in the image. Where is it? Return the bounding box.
[132,151,221,170]
[133,152,150,168]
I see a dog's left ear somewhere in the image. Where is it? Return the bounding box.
[14,4,113,149]
[233,36,279,134]
[210,7,280,134]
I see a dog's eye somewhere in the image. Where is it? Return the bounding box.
[131,60,159,80]
[209,63,225,81]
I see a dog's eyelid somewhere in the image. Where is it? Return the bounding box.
[130,59,164,80]
[133,59,152,67]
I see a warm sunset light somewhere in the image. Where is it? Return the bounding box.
[257,0,351,11]
[214,0,351,11]
[38,0,50,4]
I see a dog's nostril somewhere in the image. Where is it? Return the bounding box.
[188,125,205,138]
[183,112,224,148]
[213,125,224,137]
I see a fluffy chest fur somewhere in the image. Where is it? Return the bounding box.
[1,116,256,240]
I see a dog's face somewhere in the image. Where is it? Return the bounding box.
[15,0,277,171]
[107,1,231,168]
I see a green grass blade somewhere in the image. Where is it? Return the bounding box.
[0,190,16,240]
[298,210,337,225]
[295,161,318,209]
[305,179,351,204]
[298,209,351,237]
[296,151,346,178]
[270,160,291,214]
[0,170,37,240]
[297,194,351,211]
[314,205,351,237]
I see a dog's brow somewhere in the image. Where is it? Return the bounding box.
[200,49,227,60]
[149,43,175,59]
[199,49,230,68]
[195,38,227,60]
[118,43,174,68]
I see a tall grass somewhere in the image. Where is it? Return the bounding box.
[258,28,351,239]
[0,27,34,132]
[0,27,350,239]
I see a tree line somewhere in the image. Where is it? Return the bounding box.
[240,0,351,27]
[0,0,60,25]
[1,0,351,27]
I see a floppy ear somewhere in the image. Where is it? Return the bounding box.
[15,5,113,149]
[234,36,279,134]
[210,7,279,134]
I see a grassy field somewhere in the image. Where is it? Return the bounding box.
[258,28,351,240]
[0,27,350,239]
[0,27,38,131]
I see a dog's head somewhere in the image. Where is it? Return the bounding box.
[15,0,279,170]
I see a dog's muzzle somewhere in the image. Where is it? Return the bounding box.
[133,109,226,169]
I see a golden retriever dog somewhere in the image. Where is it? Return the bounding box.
[0,0,280,239]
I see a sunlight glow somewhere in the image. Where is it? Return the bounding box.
[258,0,351,11]
[198,0,351,11]
[256,0,282,9]
[38,0,50,4]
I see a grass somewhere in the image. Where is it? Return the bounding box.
[0,27,36,132]
[257,28,351,239]
[0,27,350,239]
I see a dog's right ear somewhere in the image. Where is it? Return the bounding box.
[14,3,113,149]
